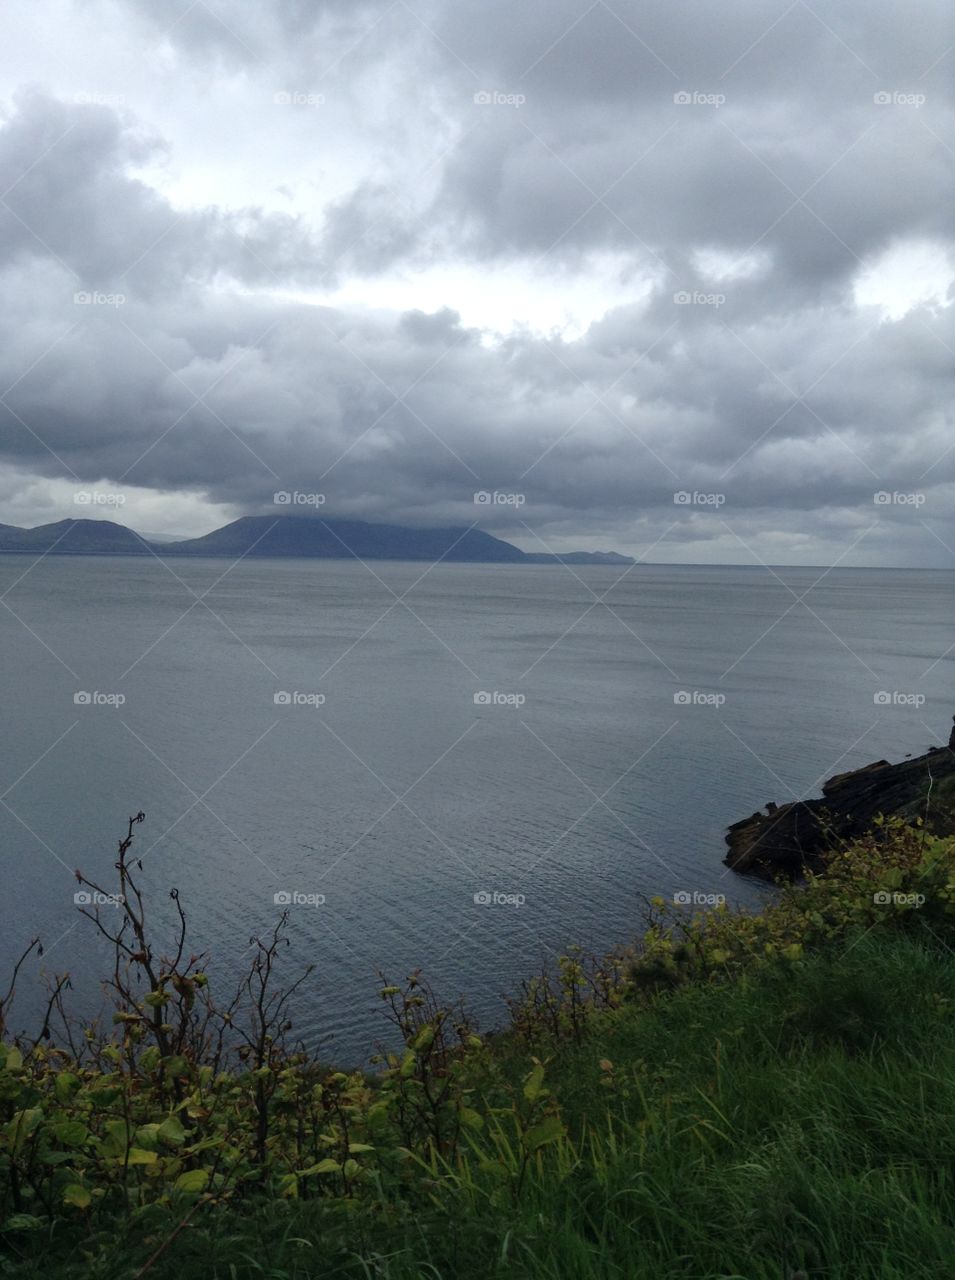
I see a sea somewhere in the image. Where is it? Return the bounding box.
[0,556,950,1062]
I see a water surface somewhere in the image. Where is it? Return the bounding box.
[1,557,950,1060]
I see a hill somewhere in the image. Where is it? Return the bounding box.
[0,518,150,554]
[0,515,636,565]
[162,515,529,561]
[523,549,634,565]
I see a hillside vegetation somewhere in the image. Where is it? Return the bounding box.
[2,816,955,1279]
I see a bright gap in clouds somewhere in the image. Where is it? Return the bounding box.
[272,251,659,341]
[691,247,771,283]
[0,470,238,539]
[854,239,955,319]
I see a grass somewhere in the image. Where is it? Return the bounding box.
[6,925,955,1280]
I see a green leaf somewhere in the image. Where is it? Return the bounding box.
[459,1107,484,1130]
[62,1184,91,1210]
[158,1116,186,1148]
[134,1123,161,1150]
[40,1151,75,1166]
[347,1143,375,1154]
[54,1072,81,1103]
[523,1115,565,1152]
[89,1086,122,1108]
[5,1108,42,1154]
[0,1078,22,1104]
[100,1119,129,1155]
[1,1046,23,1072]
[127,1147,158,1166]
[298,1158,342,1176]
[523,1064,545,1103]
[174,1169,209,1193]
[2,1214,45,1233]
[411,1025,435,1053]
[52,1120,88,1147]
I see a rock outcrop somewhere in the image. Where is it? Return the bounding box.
[724,720,955,879]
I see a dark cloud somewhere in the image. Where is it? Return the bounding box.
[0,90,329,294]
[0,1,951,564]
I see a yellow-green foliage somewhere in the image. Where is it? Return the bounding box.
[631,818,955,992]
[1,818,953,1233]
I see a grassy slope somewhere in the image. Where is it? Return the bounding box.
[7,927,955,1280]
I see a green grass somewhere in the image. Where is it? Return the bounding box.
[7,926,955,1280]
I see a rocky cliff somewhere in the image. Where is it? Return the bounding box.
[725,720,955,879]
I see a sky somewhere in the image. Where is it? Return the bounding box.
[0,0,952,565]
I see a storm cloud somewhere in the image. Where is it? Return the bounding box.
[0,0,951,563]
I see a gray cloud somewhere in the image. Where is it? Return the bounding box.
[114,0,397,68]
[0,90,330,294]
[0,1,951,565]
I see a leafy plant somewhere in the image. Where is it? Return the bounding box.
[3,811,955,1279]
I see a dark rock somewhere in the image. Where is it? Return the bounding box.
[724,728,955,880]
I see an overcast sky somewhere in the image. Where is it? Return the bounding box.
[0,0,951,564]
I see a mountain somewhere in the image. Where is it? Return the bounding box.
[0,515,635,565]
[0,519,151,554]
[524,550,634,566]
[162,516,529,562]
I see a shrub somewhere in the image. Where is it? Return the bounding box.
[2,810,954,1260]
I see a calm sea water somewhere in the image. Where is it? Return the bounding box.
[0,556,951,1061]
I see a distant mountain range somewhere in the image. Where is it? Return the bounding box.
[0,516,635,566]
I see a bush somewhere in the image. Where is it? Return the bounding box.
[2,813,955,1278]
